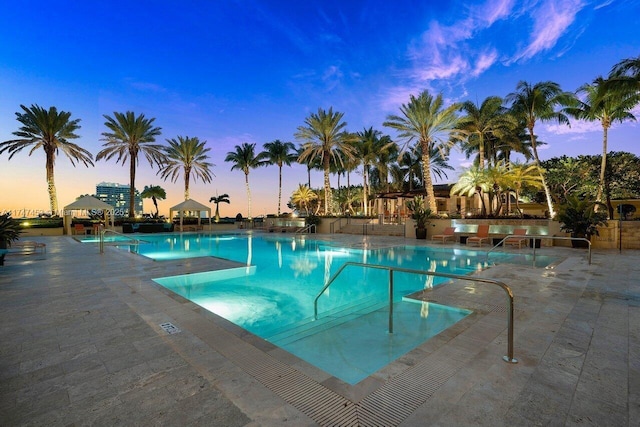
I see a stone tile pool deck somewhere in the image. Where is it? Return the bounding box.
[0,233,638,426]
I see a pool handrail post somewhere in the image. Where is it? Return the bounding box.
[314,262,517,364]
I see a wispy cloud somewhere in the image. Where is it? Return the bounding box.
[513,0,585,61]
[545,119,601,134]
[126,79,166,93]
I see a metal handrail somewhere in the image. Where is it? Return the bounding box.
[313,261,517,363]
[295,224,316,235]
[486,235,592,265]
[99,229,140,254]
[329,218,344,234]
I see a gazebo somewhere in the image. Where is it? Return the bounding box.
[63,196,115,235]
[169,199,212,231]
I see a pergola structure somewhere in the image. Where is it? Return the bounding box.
[63,196,115,235]
[169,199,211,231]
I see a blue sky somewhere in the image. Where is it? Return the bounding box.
[1,0,639,217]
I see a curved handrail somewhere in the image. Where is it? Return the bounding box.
[486,235,591,265]
[313,261,517,364]
[99,229,140,254]
[329,218,343,234]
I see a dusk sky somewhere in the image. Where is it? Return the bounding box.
[1,0,639,218]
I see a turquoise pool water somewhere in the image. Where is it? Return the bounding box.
[117,233,551,384]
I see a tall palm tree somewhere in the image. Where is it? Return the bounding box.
[384,90,463,212]
[225,143,267,219]
[565,77,638,207]
[506,81,575,218]
[0,104,93,213]
[209,193,230,222]
[140,185,166,218]
[295,107,356,215]
[158,136,214,200]
[458,96,516,169]
[261,140,296,216]
[504,162,544,217]
[353,127,395,215]
[96,111,164,218]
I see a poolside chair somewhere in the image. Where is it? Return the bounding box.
[432,226,456,244]
[467,224,490,247]
[73,224,88,235]
[11,241,46,254]
[505,228,528,249]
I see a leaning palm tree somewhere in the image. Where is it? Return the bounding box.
[140,185,166,218]
[96,111,164,218]
[565,77,638,207]
[295,107,356,215]
[158,136,214,200]
[209,193,230,222]
[506,81,575,218]
[0,104,94,213]
[504,162,544,217]
[384,90,463,212]
[225,143,268,219]
[261,140,297,216]
[450,166,491,216]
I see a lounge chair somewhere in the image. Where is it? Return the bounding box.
[73,224,89,235]
[9,241,47,254]
[467,224,490,247]
[505,228,528,249]
[432,226,456,243]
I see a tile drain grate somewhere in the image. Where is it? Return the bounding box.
[159,322,181,334]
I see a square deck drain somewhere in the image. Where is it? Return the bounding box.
[159,322,181,334]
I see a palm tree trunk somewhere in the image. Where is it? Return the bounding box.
[129,155,136,218]
[420,142,437,213]
[184,170,190,200]
[46,152,58,213]
[245,173,252,219]
[323,153,331,215]
[595,124,609,209]
[215,203,220,222]
[479,136,485,169]
[529,127,555,218]
[363,165,369,216]
[277,166,283,216]
[152,196,159,218]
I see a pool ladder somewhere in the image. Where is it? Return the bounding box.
[99,229,141,254]
[313,262,517,364]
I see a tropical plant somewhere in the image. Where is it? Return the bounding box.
[209,193,230,222]
[384,90,463,212]
[565,77,638,207]
[158,136,214,200]
[96,111,164,218]
[140,185,166,218]
[225,143,267,219]
[295,107,356,215]
[353,127,394,215]
[406,196,433,237]
[506,81,576,218]
[290,184,318,216]
[504,162,544,217]
[556,195,608,241]
[0,104,94,214]
[0,213,22,248]
[261,140,297,216]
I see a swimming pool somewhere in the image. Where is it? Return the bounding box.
[118,233,549,384]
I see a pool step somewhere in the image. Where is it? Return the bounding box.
[266,298,390,346]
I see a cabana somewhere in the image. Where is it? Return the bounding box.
[63,196,115,235]
[169,199,211,231]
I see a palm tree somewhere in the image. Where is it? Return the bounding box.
[0,104,94,213]
[506,81,576,218]
[140,185,166,218]
[384,90,463,212]
[458,96,516,169]
[295,107,356,215]
[290,184,318,216]
[96,111,164,218]
[611,55,640,79]
[261,140,296,216]
[450,166,491,216]
[565,77,638,207]
[225,143,267,219]
[504,162,544,217]
[158,136,214,200]
[209,193,230,222]
[353,127,395,215]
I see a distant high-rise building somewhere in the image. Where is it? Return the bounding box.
[95,182,142,216]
